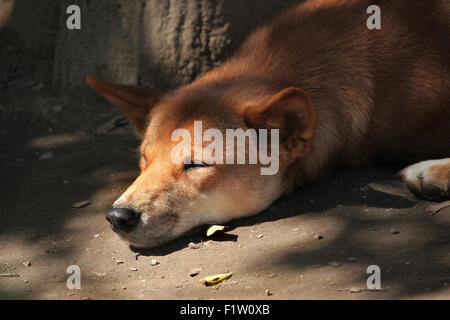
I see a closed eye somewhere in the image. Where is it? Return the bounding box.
[183,162,213,172]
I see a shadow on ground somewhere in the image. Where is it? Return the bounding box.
[0,88,448,300]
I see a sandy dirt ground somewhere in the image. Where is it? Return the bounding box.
[1,86,449,300]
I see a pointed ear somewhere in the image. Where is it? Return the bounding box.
[86,76,163,136]
[244,87,316,163]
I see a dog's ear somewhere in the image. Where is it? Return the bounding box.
[244,87,316,164]
[86,76,163,136]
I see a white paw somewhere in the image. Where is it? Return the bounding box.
[401,159,450,200]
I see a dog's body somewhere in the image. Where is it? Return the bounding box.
[87,0,450,248]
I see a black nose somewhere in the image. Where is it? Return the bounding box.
[106,208,139,233]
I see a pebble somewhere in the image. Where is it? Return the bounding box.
[256,233,264,238]
[347,257,358,262]
[313,233,323,240]
[22,261,31,267]
[93,272,107,277]
[390,228,400,234]
[39,151,55,160]
[151,259,159,266]
[188,242,202,249]
[265,289,273,296]
[327,261,341,267]
[189,267,202,277]
[130,268,137,271]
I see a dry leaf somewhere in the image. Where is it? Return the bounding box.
[200,272,233,286]
[206,225,228,237]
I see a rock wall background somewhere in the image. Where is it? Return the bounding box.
[0,0,302,91]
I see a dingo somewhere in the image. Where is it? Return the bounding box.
[87,0,450,248]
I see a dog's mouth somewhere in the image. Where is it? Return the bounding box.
[109,224,121,234]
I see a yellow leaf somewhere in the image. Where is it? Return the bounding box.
[206,225,227,237]
[200,272,233,286]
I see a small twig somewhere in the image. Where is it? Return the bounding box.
[0,273,19,277]
[427,201,450,216]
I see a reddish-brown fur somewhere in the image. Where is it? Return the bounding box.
[430,162,450,191]
[87,0,450,247]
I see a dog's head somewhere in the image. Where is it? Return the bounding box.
[86,76,316,248]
